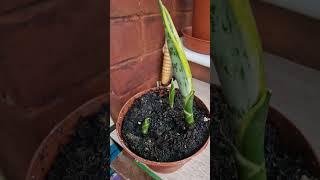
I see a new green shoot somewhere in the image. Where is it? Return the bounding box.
[169,79,175,108]
[142,117,150,135]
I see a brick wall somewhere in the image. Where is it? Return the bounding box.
[0,0,107,179]
[110,0,193,120]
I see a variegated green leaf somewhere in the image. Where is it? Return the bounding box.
[212,0,271,180]
[237,90,271,180]
[212,0,266,114]
[184,90,195,125]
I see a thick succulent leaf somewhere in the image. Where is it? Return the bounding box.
[212,0,271,180]
[237,90,271,180]
[212,0,266,114]
[235,150,266,180]
[183,90,195,125]
[158,0,193,98]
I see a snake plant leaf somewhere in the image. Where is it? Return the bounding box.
[212,0,266,115]
[158,0,194,125]
[237,90,271,180]
[169,79,175,108]
[183,90,195,125]
[142,118,150,135]
[235,150,266,180]
[212,0,271,179]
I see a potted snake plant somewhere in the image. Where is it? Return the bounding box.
[115,0,210,173]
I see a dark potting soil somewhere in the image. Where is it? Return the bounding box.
[122,88,210,162]
[47,105,108,180]
[211,85,319,180]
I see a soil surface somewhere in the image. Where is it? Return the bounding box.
[211,85,319,180]
[47,105,108,180]
[122,88,210,162]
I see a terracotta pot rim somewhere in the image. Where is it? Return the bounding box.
[116,87,210,167]
[182,26,210,43]
[269,108,320,174]
[26,94,108,180]
[182,26,210,55]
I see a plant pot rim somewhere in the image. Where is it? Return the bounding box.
[182,26,210,55]
[116,86,210,167]
[267,108,320,176]
[25,94,108,180]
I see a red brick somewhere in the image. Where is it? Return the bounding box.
[111,49,162,97]
[140,0,172,15]
[110,0,140,17]
[142,15,165,52]
[172,11,193,34]
[110,18,143,66]
[173,0,193,12]
[0,0,107,107]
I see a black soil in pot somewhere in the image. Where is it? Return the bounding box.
[211,85,319,180]
[47,105,108,180]
[121,88,210,162]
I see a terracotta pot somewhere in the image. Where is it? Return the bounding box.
[181,0,210,55]
[182,26,210,55]
[116,87,210,174]
[268,108,320,177]
[192,0,210,41]
[25,94,108,180]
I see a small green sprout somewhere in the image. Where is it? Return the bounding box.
[142,117,150,135]
[169,79,175,108]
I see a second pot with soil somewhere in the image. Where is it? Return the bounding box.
[25,94,108,180]
[116,87,210,173]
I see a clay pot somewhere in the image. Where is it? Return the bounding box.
[181,0,210,55]
[268,108,320,177]
[182,26,210,55]
[192,0,210,41]
[25,94,108,180]
[116,87,210,174]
